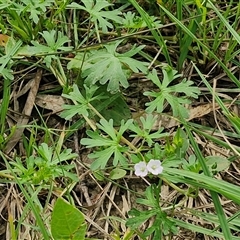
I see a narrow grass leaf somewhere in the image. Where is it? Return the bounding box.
[129,0,172,65]
[159,4,240,88]
[207,1,240,45]
[173,218,240,240]
[182,121,233,239]
[0,152,50,239]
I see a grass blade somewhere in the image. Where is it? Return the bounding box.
[159,4,240,88]
[171,119,234,239]
[129,0,172,65]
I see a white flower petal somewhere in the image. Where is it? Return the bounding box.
[134,161,148,177]
[147,159,163,175]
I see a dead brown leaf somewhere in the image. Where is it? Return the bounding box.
[35,94,65,114]
[4,69,42,154]
[133,102,230,130]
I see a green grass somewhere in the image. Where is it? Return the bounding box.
[0,0,240,239]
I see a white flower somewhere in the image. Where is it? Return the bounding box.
[134,161,148,177]
[147,159,163,175]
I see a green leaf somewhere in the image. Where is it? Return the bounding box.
[31,30,72,67]
[88,146,116,170]
[41,30,72,51]
[122,11,162,30]
[9,142,78,184]
[52,149,78,164]
[67,52,91,70]
[81,41,148,93]
[81,130,114,147]
[93,170,105,181]
[109,168,126,179]
[60,84,100,120]
[13,0,54,24]
[144,67,200,118]
[0,2,11,9]
[68,0,123,33]
[36,143,53,162]
[0,39,22,80]
[227,114,240,135]
[163,167,240,205]
[129,114,169,146]
[129,0,172,65]
[16,45,45,57]
[98,119,118,140]
[205,156,230,173]
[81,119,131,170]
[126,209,156,229]
[51,198,87,240]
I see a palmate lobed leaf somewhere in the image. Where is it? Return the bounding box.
[60,104,89,120]
[13,0,54,23]
[81,130,115,147]
[169,78,200,98]
[9,143,78,184]
[127,209,156,229]
[113,147,128,167]
[97,119,117,140]
[60,84,101,120]
[93,11,123,33]
[165,94,191,119]
[68,0,123,32]
[29,30,72,67]
[36,143,53,162]
[81,119,130,170]
[144,67,200,118]
[80,41,148,92]
[88,146,115,170]
[83,54,128,92]
[129,114,168,146]
[39,30,72,51]
[118,56,147,73]
[92,118,132,142]
[52,149,78,164]
[88,145,128,170]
